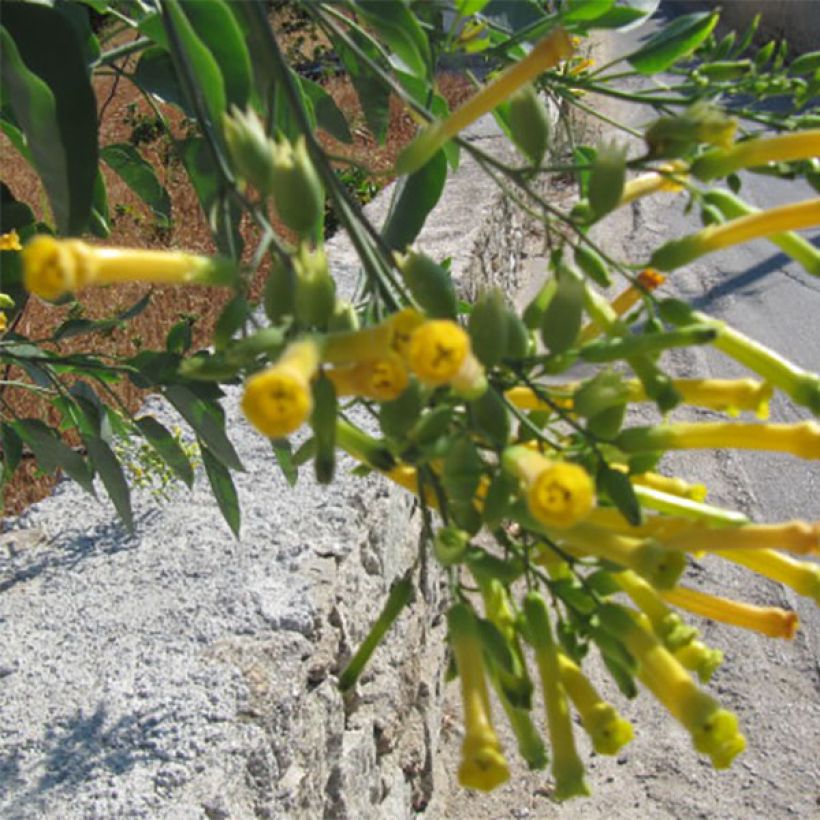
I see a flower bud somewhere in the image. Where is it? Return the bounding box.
[506,83,550,166]
[394,249,457,319]
[271,135,324,234]
[223,106,276,195]
[293,243,335,327]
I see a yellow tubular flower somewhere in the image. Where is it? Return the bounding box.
[397,28,573,175]
[407,319,470,385]
[503,385,574,412]
[716,549,820,604]
[387,307,426,359]
[618,161,689,205]
[675,639,724,683]
[322,322,393,365]
[602,606,746,768]
[621,376,772,418]
[559,523,686,589]
[326,352,409,401]
[524,593,590,800]
[504,446,594,529]
[578,269,666,344]
[663,520,819,556]
[586,507,696,539]
[662,586,799,639]
[241,339,319,438]
[557,653,634,755]
[615,570,698,650]
[448,604,510,792]
[0,312,6,332]
[651,198,820,271]
[631,471,708,502]
[23,236,226,301]
[618,420,820,460]
[692,129,820,181]
[0,229,22,251]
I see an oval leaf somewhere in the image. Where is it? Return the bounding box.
[101,143,172,224]
[135,415,195,488]
[84,434,134,531]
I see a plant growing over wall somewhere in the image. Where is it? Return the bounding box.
[2,0,819,799]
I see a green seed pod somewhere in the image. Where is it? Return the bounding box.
[223,106,276,195]
[698,60,752,82]
[271,135,324,234]
[504,311,531,359]
[327,300,360,333]
[310,375,337,484]
[433,526,470,567]
[588,142,626,219]
[522,277,557,329]
[469,289,508,367]
[481,472,515,529]
[394,249,457,318]
[540,265,584,354]
[470,387,510,446]
[293,244,336,327]
[442,435,484,504]
[264,253,296,324]
[379,379,423,438]
[574,244,612,287]
[700,203,726,226]
[506,83,550,166]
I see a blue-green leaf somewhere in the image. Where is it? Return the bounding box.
[100,143,172,224]
[133,46,192,115]
[135,415,195,488]
[84,434,134,531]
[627,11,718,74]
[354,0,431,79]
[13,418,96,496]
[181,0,252,109]
[382,150,447,250]
[1,3,98,234]
[165,384,243,472]
[299,76,352,143]
[201,443,241,537]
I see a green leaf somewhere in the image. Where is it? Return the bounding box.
[1,423,23,483]
[540,266,584,354]
[178,136,243,257]
[88,168,111,238]
[135,415,194,488]
[456,0,491,15]
[271,440,298,487]
[1,3,98,233]
[84,434,134,531]
[334,30,391,144]
[586,7,650,31]
[354,0,431,79]
[598,464,642,526]
[165,319,193,354]
[133,46,192,115]
[100,143,172,224]
[213,295,248,350]
[627,11,719,74]
[299,76,352,143]
[181,0,252,110]
[382,150,447,251]
[165,384,243,472]
[161,0,227,144]
[200,442,241,537]
[13,418,95,496]
[562,0,614,23]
